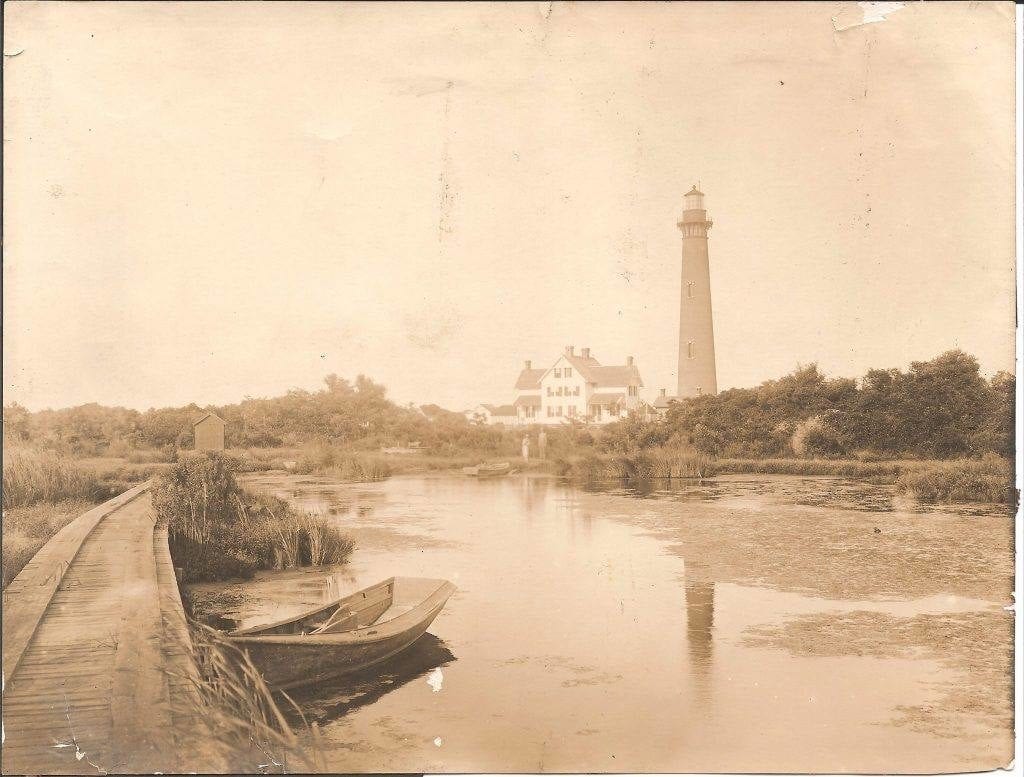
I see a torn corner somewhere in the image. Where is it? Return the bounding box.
[832,2,905,33]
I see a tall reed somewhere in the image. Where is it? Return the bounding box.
[187,622,323,772]
[1,446,106,509]
[559,447,715,481]
[154,453,356,583]
[894,455,1014,504]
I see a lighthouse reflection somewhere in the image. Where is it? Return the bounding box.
[684,560,715,700]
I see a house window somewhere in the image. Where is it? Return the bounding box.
[628,385,637,397]
[574,386,580,396]
[687,341,695,359]
[554,368,561,378]
[696,386,702,396]
[687,281,695,299]
[556,406,563,417]
[557,386,563,396]
[547,387,552,396]
[568,406,576,418]
[547,406,553,417]
[565,368,573,378]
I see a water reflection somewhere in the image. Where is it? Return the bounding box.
[287,634,456,724]
[204,472,1012,773]
[685,581,715,698]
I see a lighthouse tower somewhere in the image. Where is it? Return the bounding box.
[676,185,718,398]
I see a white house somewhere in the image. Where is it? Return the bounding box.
[512,346,644,425]
[467,403,519,426]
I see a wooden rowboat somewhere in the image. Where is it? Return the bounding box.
[227,576,456,690]
[461,462,512,477]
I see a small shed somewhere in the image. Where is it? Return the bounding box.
[193,412,226,451]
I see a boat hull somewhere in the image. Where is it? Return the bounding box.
[228,580,455,690]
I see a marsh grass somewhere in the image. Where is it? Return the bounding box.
[154,453,355,583]
[187,621,324,772]
[1,447,109,509]
[294,445,392,481]
[894,455,1014,505]
[714,457,903,479]
[558,447,715,481]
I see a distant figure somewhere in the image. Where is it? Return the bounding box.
[193,412,225,451]
[538,429,547,460]
[522,435,530,461]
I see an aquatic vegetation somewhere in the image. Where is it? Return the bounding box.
[894,455,1014,505]
[187,621,323,772]
[557,447,715,481]
[714,457,903,479]
[153,453,355,583]
[293,445,393,482]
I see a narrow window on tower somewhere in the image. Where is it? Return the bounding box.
[687,281,694,299]
[687,341,695,359]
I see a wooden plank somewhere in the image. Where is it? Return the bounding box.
[1,482,150,682]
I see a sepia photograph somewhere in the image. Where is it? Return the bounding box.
[2,1,1019,774]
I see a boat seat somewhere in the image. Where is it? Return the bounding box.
[311,606,358,634]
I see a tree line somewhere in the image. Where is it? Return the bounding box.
[2,374,510,456]
[3,350,1013,462]
[599,350,1013,460]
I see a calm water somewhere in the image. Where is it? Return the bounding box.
[189,473,1013,773]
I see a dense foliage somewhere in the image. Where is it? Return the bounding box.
[3,350,1013,465]
[3,374,511,456]
[599,351,1013,460]
[153,453,354,582]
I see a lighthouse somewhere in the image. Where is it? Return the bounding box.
[676,185,717,398]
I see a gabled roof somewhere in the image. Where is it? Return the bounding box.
[514,368,546,390]
[586,365,644,388]
[536,352,642,387]
[193,412,225,427]
[514,395,541,407]
[589,392,625,405]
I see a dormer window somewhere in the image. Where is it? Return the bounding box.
[554,368,561,378]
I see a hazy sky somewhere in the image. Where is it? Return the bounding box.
[3,2,1016,412]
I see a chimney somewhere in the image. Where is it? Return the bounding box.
[581,347,590,359]
[626,356,634,367]
[524,360,532,370]
[565,345,575,356]
[660,388,666,397]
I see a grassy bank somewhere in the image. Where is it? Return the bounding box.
[153,453,355,583]
[894,455,1014,504]
[550,447,1014,506]
[714,457,904,480]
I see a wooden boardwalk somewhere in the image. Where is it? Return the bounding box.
[2,485,211,774]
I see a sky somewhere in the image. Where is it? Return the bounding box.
[3,2,1016,412]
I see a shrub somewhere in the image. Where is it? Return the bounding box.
[153,453,355,583]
